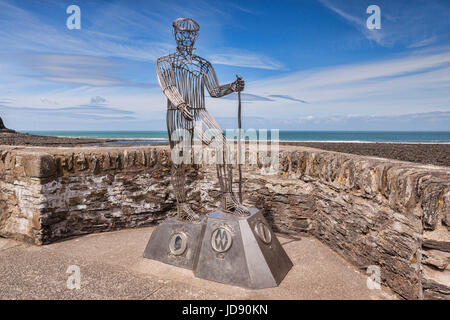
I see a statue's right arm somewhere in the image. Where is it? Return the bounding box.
[156,57,193,121]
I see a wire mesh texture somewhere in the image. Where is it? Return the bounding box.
[156,18,248,221]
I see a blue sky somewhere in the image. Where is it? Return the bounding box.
[0,0,449,130]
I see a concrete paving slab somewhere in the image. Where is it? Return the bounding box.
[0,246,161,300]
[145,279,237,300]
[47,227,151,267]
[0,238,25,252]
[0,227,397,300]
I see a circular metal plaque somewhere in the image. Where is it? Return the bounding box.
[169,232,187,255]
[254,222,272,244]
[211,227,232,253]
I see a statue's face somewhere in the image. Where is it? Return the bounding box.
[174,29,198,51]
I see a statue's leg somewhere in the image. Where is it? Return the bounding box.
[167,108,201,222]
[197,109,249,216]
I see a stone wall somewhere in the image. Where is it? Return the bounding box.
[0,146,177,244]
[0,145,448,299]
[271,148,449,300]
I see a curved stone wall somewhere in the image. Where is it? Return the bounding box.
[0,145,448,299]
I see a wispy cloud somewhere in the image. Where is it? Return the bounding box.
[408,36,438,49]
[318,0,450,48]
[40,98,59,106]
[0,0,172,62]
[246,47,450,117]
[215,93,308,103]
[0,0,284,112]
[90,96,107,105]
[18,53,157,87]
[217,111,450,131]
[209,51,284,70]
[1,103,135,121]
[318,0,383,44]
[0,98,14,105]
[22,54,123,87]
[267,95,308,104]
[1,0,449,131]
[218,92,274,102]
[0,0,281,69]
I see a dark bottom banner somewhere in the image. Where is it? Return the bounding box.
[0,300,442,318]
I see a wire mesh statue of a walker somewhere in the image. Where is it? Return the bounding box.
[144,18,292,289]
[157,18,249,222]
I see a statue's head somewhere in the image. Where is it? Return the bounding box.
[172,18,199,55]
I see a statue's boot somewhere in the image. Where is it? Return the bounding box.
[177,203,202,223]
[222,192,250,217]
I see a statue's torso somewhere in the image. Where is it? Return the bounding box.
[165,52,209,110]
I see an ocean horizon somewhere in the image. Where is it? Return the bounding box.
[22,130,450,143]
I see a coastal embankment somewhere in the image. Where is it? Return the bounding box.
[0,143,448,299]
[1,132,449,166]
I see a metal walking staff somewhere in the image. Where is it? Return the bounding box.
[236,75,243,204]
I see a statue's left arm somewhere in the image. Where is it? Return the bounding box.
[203,60,244,98]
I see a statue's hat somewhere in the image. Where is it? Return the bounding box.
[172,18,200,32]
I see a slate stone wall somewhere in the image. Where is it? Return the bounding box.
[0,145,448,299]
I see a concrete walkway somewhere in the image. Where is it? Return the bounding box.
[0,227,397,300]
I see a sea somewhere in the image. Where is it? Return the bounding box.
[23,131,450,144]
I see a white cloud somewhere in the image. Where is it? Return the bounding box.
[90,96,108,105]
[14,53,158,88]
[318,0,383,44]
[213,111,450,131]
[318,0,450,48]
[1,0,449,131]
[208,52,284,70]
[408,36,438,49]
[244,47,450,118]
[0,0,281,71]
[40,98,59,106]
[0,0,172,62]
